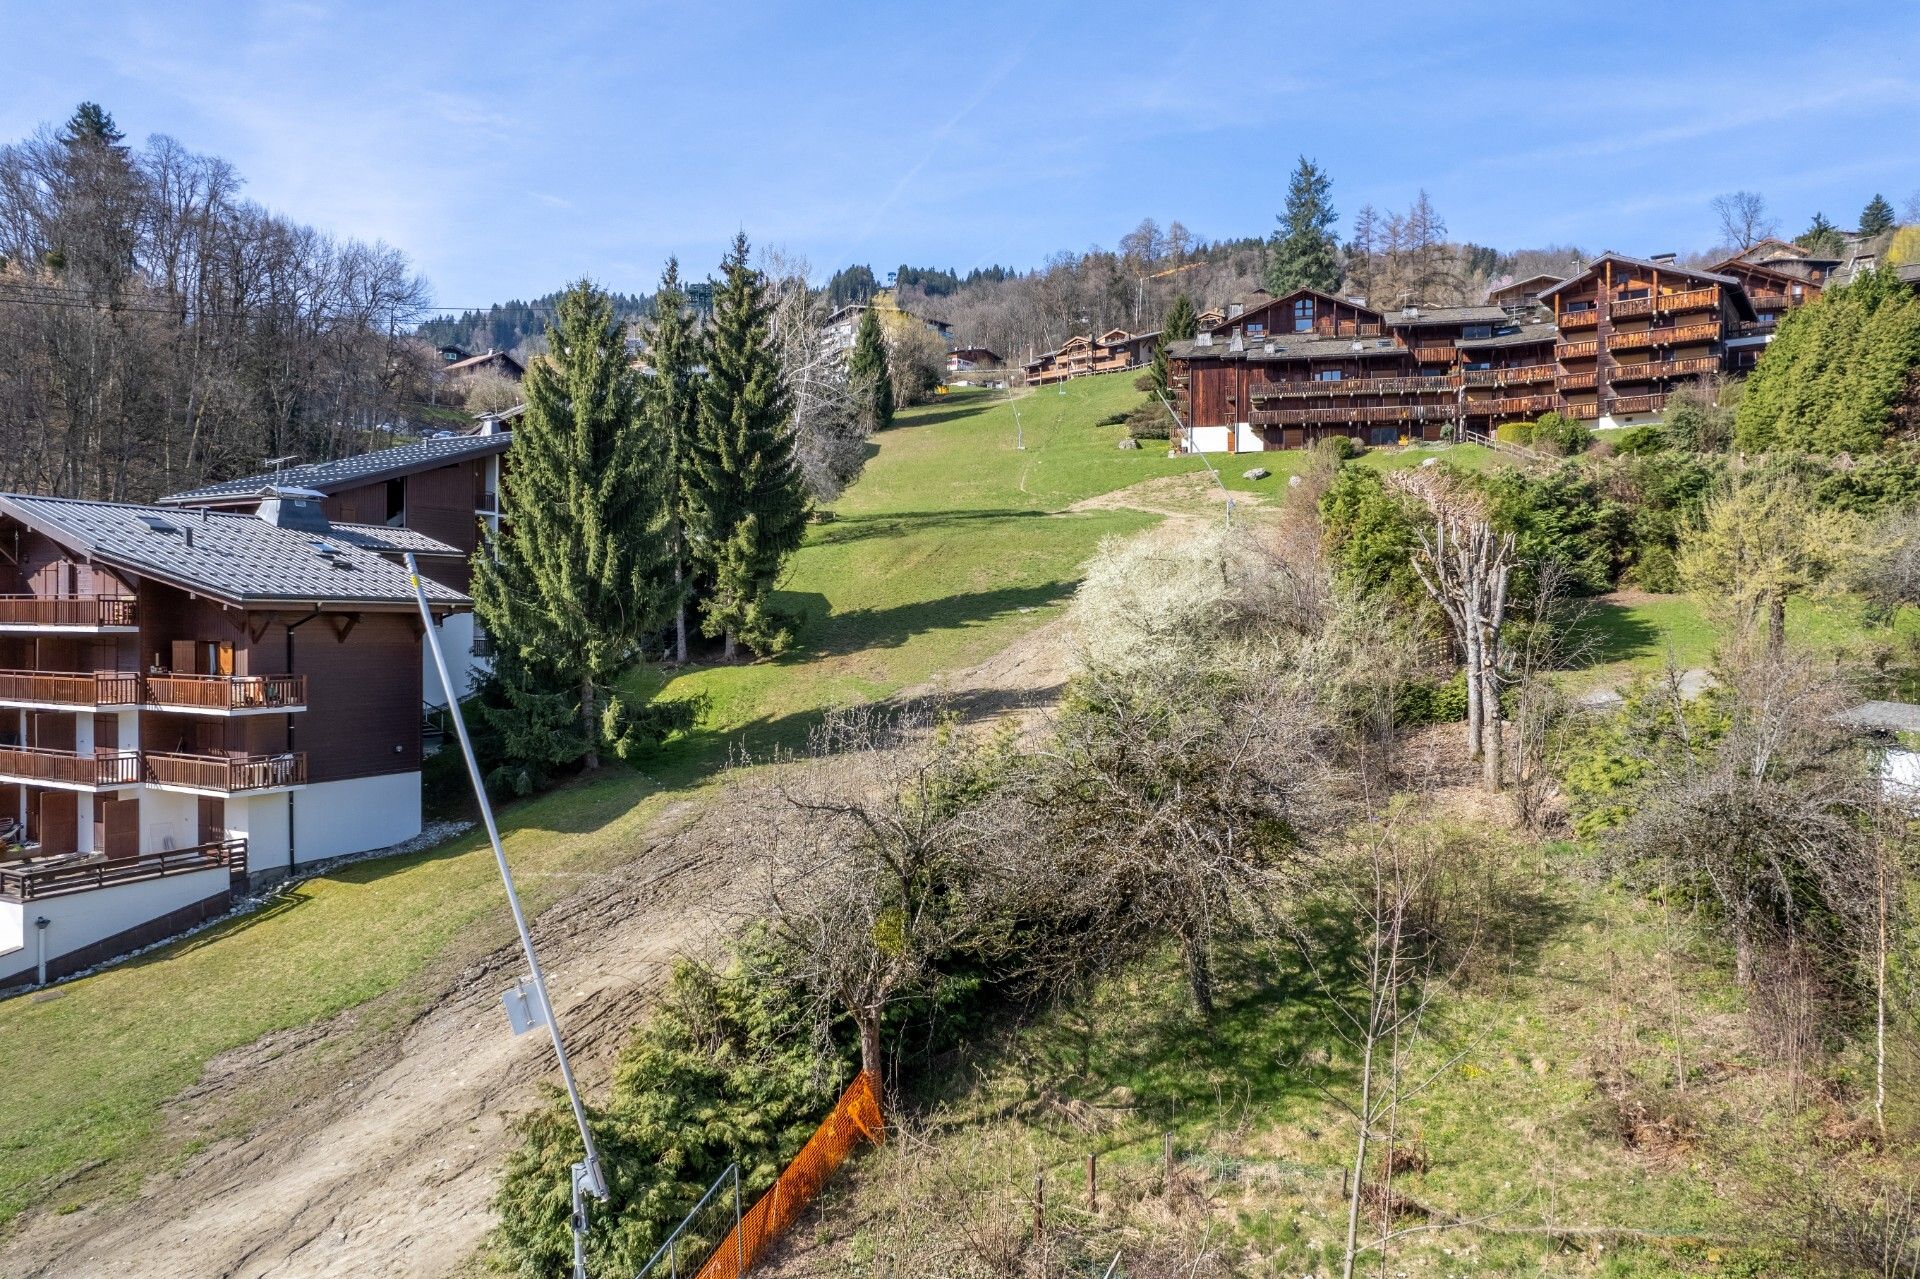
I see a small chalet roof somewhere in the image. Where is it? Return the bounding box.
[1487,272,1565,301]
[950,346,1001,361]
[1835,701,1920,734]
[1386,305,1513,327]
[0,494,469,612]
[159,433,513,507]
[441,349,526,378]
[1167,333,1408,362]
[1208,287,1378,334]
[1454,324,1561,349]
[1536,253,1742,300]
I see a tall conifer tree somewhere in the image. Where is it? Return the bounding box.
[1265,157,1341,295]
[1147,293,1197,398]
[644,258,702,663]
[847,304,894,434]
[473,280,674,774]
[683,233,809,660]
[1860,194,1896,237]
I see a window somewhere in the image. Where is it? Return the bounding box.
[1245,322,1265,338]
[1292,299,1313,332]
[1464,361,1492,371]
[1463,325,1493,340]
[1315,369,1343,382]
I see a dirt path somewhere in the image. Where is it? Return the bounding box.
[0,621,1083,1279]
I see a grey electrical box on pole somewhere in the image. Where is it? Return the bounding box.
[405,556,607,1276]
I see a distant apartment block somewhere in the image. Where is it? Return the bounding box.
[1167,247,1826,453]
[0,490,468,986]
[1022,328,1160,385]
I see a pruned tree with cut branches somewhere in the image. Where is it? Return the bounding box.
[1392,469,1516,787]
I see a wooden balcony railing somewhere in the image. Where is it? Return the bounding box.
[1565,402,1602,420]
[1252,403,1451,427]
[1557,308,1600,329]
[144,673,308,711]
[143,751,307,793]
[1410,345,1455,363]
[1609,356,1721,382]
[1606,321,1721,351]
[0,670,140,707]
[1308,320,1385,338]
[1608,393,1669,415]
[1489,394,1560,415]
[0,596,137,628]
[0,838,247,902]
[1610,287,1718,320]
[0,746,141,787]
[1557,370,1599,390]
[1556,339,1600,360]
[1250,374,1458,400]
[1462,363,1556,387]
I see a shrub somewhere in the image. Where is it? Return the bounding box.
[1395,670,1469,725]
[1531,411,1594,457]
[1094,410,1128,427]
[1124,400,1171,439]
[1321,433,1364,460]
[1613,424,1668,455]
[1494,421,1536,448]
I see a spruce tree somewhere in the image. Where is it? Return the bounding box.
[1860,194,1896,237]
[473,280,675,775]
[1147,293,1197,398]
[1796,212,1847,259]
[848,304,894,434]
[1265,157,1341,295]
[643,258,702,663]
[684,233,809,661]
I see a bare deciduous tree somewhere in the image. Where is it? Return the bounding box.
[1712,190,1777,251]
[759,247,872,501]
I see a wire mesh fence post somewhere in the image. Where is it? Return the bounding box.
[1033,1173,1044,1244]
[1087,1152,1097,1214]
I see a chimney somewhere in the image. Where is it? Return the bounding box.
[254,486,332,533]
[1226,300,1244,319]
[1650,252,1677,264]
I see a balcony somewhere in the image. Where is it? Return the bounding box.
[1488,394,1559,415]
[1556,338,1600,360]
[0,746,141,789]
[1462,363,1556,387]
[1609,356,1721,383]
[0,595,137,632]
[1251,403,1451,427]
[1565,402,1602,420]
[1608,286,1719,320]
[1606,322,1721,352]
[1410,345,1455,363]
[1557,370,1599,390]
[145,674,307,713]
[0,670,140,709]
[1558,308,1599,330]
[0,838,246,902]
[143,751,307,794]
[1250,374,1458,400]
[1608,393,1669,416]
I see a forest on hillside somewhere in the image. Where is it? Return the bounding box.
[0,104,440,503]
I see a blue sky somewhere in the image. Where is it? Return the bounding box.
[5,0,1917,308]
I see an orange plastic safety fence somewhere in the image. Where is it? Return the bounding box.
[693,1070,885,1279]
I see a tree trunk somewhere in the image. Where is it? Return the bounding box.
[1182,935,1216,1019]
[1768,590,1786,656]
[1462,619,1483,759]
[1734,924,1754,988]
[858,1009,883,1080]
[673,563,688,665]
[1342,1030,1375,1279]
[1480,652,1502,789]
[1877,849,1889,1137]
[723,629,736,663]
[580,675,600,771]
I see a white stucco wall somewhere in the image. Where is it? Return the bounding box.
[1885,748,1920,805]
[226,792,292,879]
[139,789,199,855]
[0,867,227,985]
[291,772,421,866]
[1186,425,1231,454]
[423,615,491,708]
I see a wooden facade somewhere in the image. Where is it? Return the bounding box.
[1168,255,1799,452]
[1023,328,1160,385]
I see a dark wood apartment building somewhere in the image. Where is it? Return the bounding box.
[0,491,468,986]
[1167,249,1814,453]
[159,431,510,705]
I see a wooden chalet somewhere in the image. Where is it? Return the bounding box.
[0,491,469,986]
[439,348,525,382]
[1023,328,1159,385]
[1167,254,1786,453]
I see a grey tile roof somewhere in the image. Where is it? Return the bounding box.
[0,494,469,610]
[1387,305,1514,327]
[1536,253,1742,299]
[1455,325,1562,349]
[1169,334,1409,361]
[158,433,512,506]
